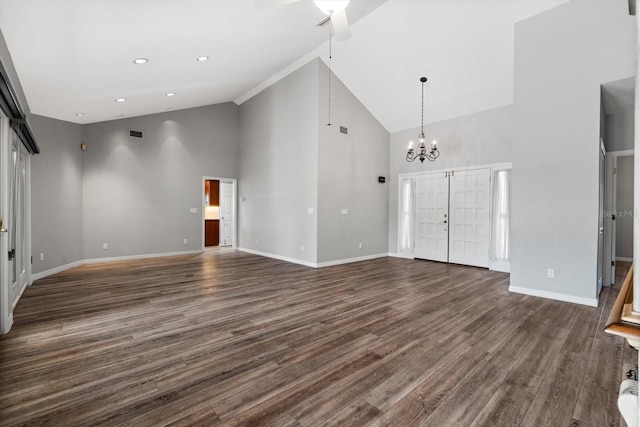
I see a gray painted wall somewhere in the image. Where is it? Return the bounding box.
[606,111,634,152]
[317,61,389,263]
[388,104,513,254]
[616,155,634,259]
[30,115,83,274]
[511,0,635,301]
[238,59,319,264]
[81,104,239,260]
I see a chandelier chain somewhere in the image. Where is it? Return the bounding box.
[406,76,440,163]
[421,79,424,135]
[327,33,332,126]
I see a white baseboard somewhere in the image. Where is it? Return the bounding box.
[237,247,317,268]
[508,285,598,307]
[83,250,202,265]
[317,253,388,268]
[388,252,415,259]
[616,257,633,262]
[32,260,84,281]
[32,250,203,282]
[238,248,388,268]
[490,260,511,273]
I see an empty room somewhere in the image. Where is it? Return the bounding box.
[0,0,639,425]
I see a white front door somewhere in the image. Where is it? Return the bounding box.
[448,168,491,268]
[414,172,449,262]
[219,182,234,247]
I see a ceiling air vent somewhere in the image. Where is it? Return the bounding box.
[129,130,143,139]
[340,126,348,135]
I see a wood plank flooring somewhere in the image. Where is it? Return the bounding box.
[0,252,632,426]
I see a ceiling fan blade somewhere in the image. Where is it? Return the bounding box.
[255,0,301,9]
[331,9,351,41]
[317,16,331,27]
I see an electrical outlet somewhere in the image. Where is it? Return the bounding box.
[341,208,349,215]
[183,239,188,245]
[102,243,108,250]
[300,245,305,252]
[359,243,362,249]
[547,268,555,278]
[256,238,259,245]
[39,253,44,261]
[190,208,197,214]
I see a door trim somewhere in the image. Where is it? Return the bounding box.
[202,176,237,251]
[0,113,10,334]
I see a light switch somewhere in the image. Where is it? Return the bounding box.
[307,208,314,214]
[341,209,349,215]
[190,208,197,214]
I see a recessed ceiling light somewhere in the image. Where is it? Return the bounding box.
[133,58,148,64]
[75,113,85,117]
[115,98,127,102]
[166,92,175,97]
[196,56,209,62]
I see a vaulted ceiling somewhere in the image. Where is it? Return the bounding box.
[0,0,568,132]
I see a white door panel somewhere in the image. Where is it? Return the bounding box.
[415,172,448,262]
[448,169,490,268]
[219,182,234,247]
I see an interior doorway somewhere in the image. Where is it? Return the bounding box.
[202,176,236,250]
[614,154,634,264]
[601,76,635,288]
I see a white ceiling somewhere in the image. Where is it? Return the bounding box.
[0,0,568,132]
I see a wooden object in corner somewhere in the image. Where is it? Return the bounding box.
[204,180,220,206]
[604,265,640,346]
[205,220,219,247]
[210,180,219,206]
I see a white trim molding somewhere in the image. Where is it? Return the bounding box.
[238,247,388,268]
[508,285,598,307]
[31,260,83,282]
[237,247,317,268]
[617,257,634,262]
[83,250,202,265]
[32,250,203,282]
[316,253,388,268]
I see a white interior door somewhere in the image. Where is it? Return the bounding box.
[9,131,28,308]
[0,114,9,334]
[0,116,31,334]
[449,168,491,268]
[414,172,449,262]
[219,182,234,247]
[597,146,605,295]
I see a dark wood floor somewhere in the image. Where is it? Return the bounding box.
[0,252,633,426]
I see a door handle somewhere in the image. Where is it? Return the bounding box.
[0,217,6,233]
[442,220,447,224]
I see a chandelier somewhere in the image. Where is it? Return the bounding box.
[406,77,439,163]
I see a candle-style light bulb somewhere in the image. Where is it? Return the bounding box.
[408,140,414,150]
[432,140,437,148]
